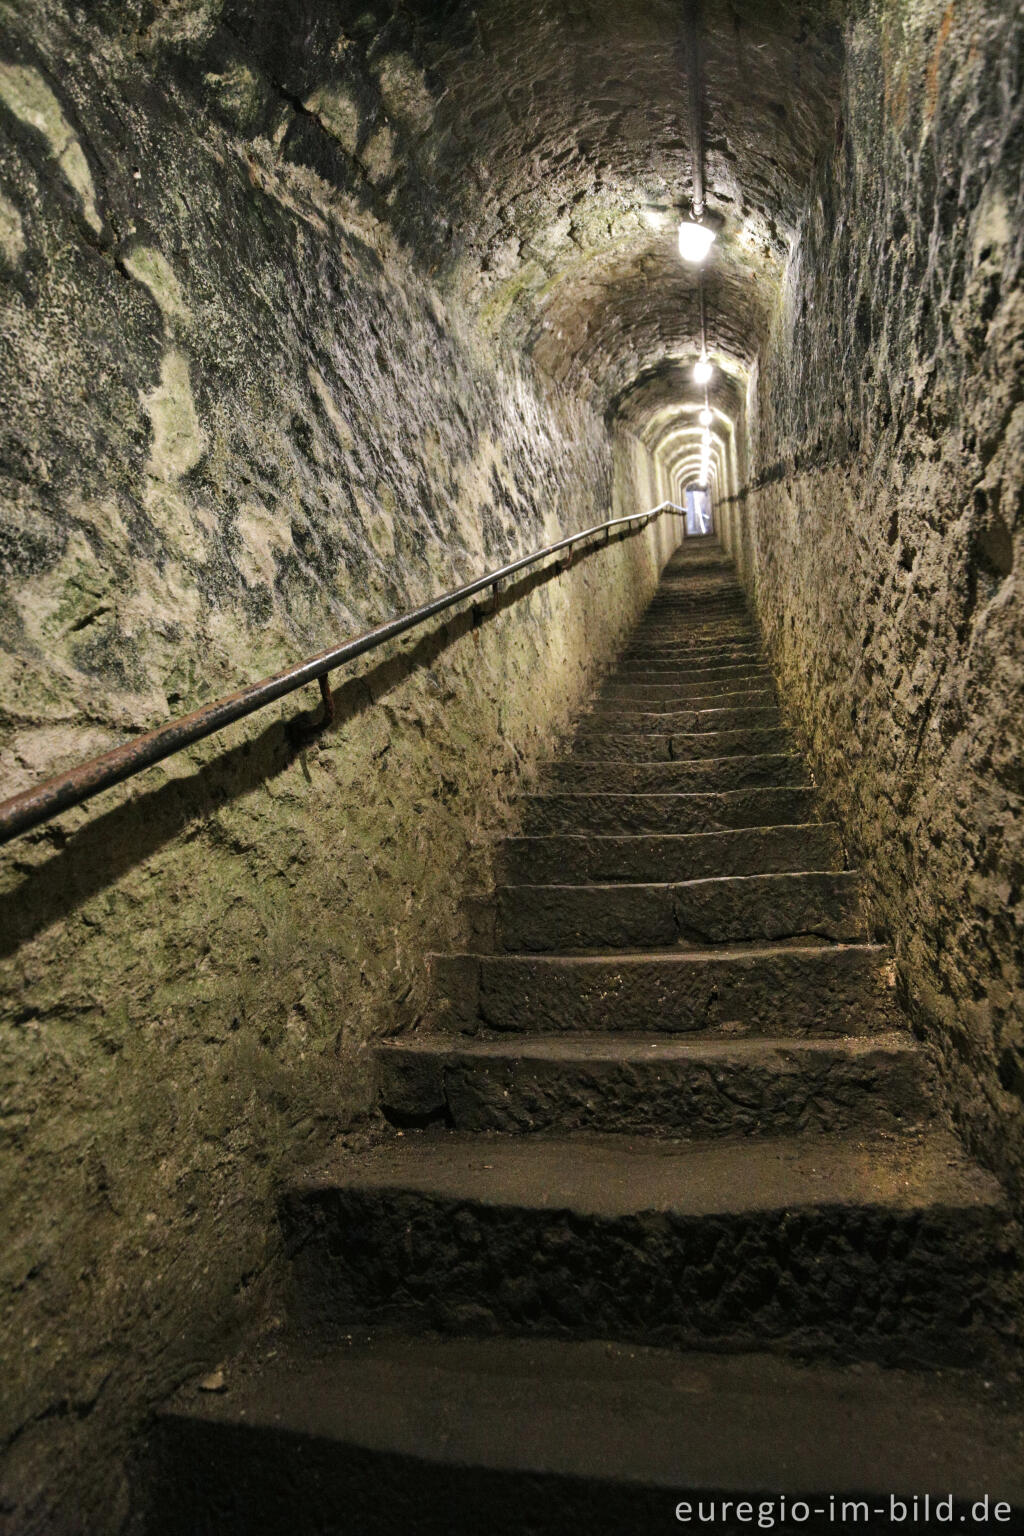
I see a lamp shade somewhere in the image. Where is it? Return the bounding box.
[678,219,715,264]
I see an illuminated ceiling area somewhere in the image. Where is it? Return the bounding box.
[229,0,843,500]
[397,0,842,498]
[612,358,750,510]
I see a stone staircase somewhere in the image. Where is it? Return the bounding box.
[150,540,1023,1534]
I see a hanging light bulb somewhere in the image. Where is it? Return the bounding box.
[693,354,713,386]
[699,406,713,427]
[678,217,715,264]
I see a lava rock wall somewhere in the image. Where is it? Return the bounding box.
[0,4,675,1528]
[737,0,1024,1209]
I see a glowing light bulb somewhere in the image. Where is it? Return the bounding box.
[677,219,715,264]
[699,407,713,427]
[693,356,713,386]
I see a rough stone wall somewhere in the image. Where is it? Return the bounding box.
[733,0,1024,1206]
[0,5,676,1530]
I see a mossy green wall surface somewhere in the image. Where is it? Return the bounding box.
[732,0,1024,1210]
[0,5,676,1528]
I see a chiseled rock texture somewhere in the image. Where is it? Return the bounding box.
[0,4,675,1529]
[732,0,1024,1206]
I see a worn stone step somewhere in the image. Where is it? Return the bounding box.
[632,617,752,629]
[632,623,756,641]
[579,705,781,735]
[611,660,773,681]
[639,608,751,621]
[520,785,819,835]
[496,871,866,951]
[649,576,741,584]
[646,587,747,599]
[499,824,844,884]
[654,604,749,615]
[621,655,765,673]
[645,606,748,618]
[430,943,899,1037]
[569,726,792,762]
[625,650,763,666]
[600,673,775,700]
[377,1030,931,1137]
[656,598,744,608]
[614,663,773,681]
[659,591,743,601]
[623,644,764,664]
[280,1131,1018,1368]
[633,618,755,634]
[594,688,776,713]
[650,586,744,599]
[540,753,807,792]
[152,1333,1024,1536]
[627,617,757,632]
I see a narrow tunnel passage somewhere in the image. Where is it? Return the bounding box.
[0,0,1022,1530]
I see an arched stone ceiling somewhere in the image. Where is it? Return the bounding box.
[610,363,747,440]
[215,0,843,411]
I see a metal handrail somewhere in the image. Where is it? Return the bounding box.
[0,502,684,846]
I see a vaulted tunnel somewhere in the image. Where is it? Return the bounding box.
[1,0,1022,1529]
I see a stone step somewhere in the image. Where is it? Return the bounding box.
[633,616,755,632]
[653,605,749,615]
[429,943,900,1037]
[645,595,747,606]
[621,655,766,675]
[520,785,819,835]
[579,705,781,734]
[611,661,773,682]
[650,583,743,595]
[639,608,751,621]
[625,649,763,666]
[496,871,866,951]
[600,673,775,700]
[639,618,753,632]
[499,825,844,884]
[607,666,767,691]
[655,591,743,601]
[539,753,807,792]
[279,1131,1018,1368]
[152,1334,1024,1536]
[622,644,764,664]
[646,608,749,615]
[657,565,736,577]
[377,1030,931,1137]
[594,688,775,712]
[646,604,748,616]
[569,726,792,762]
[646,587,746,598]
[627,616,756,630]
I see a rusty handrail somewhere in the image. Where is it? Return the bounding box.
[0,503,684,845]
